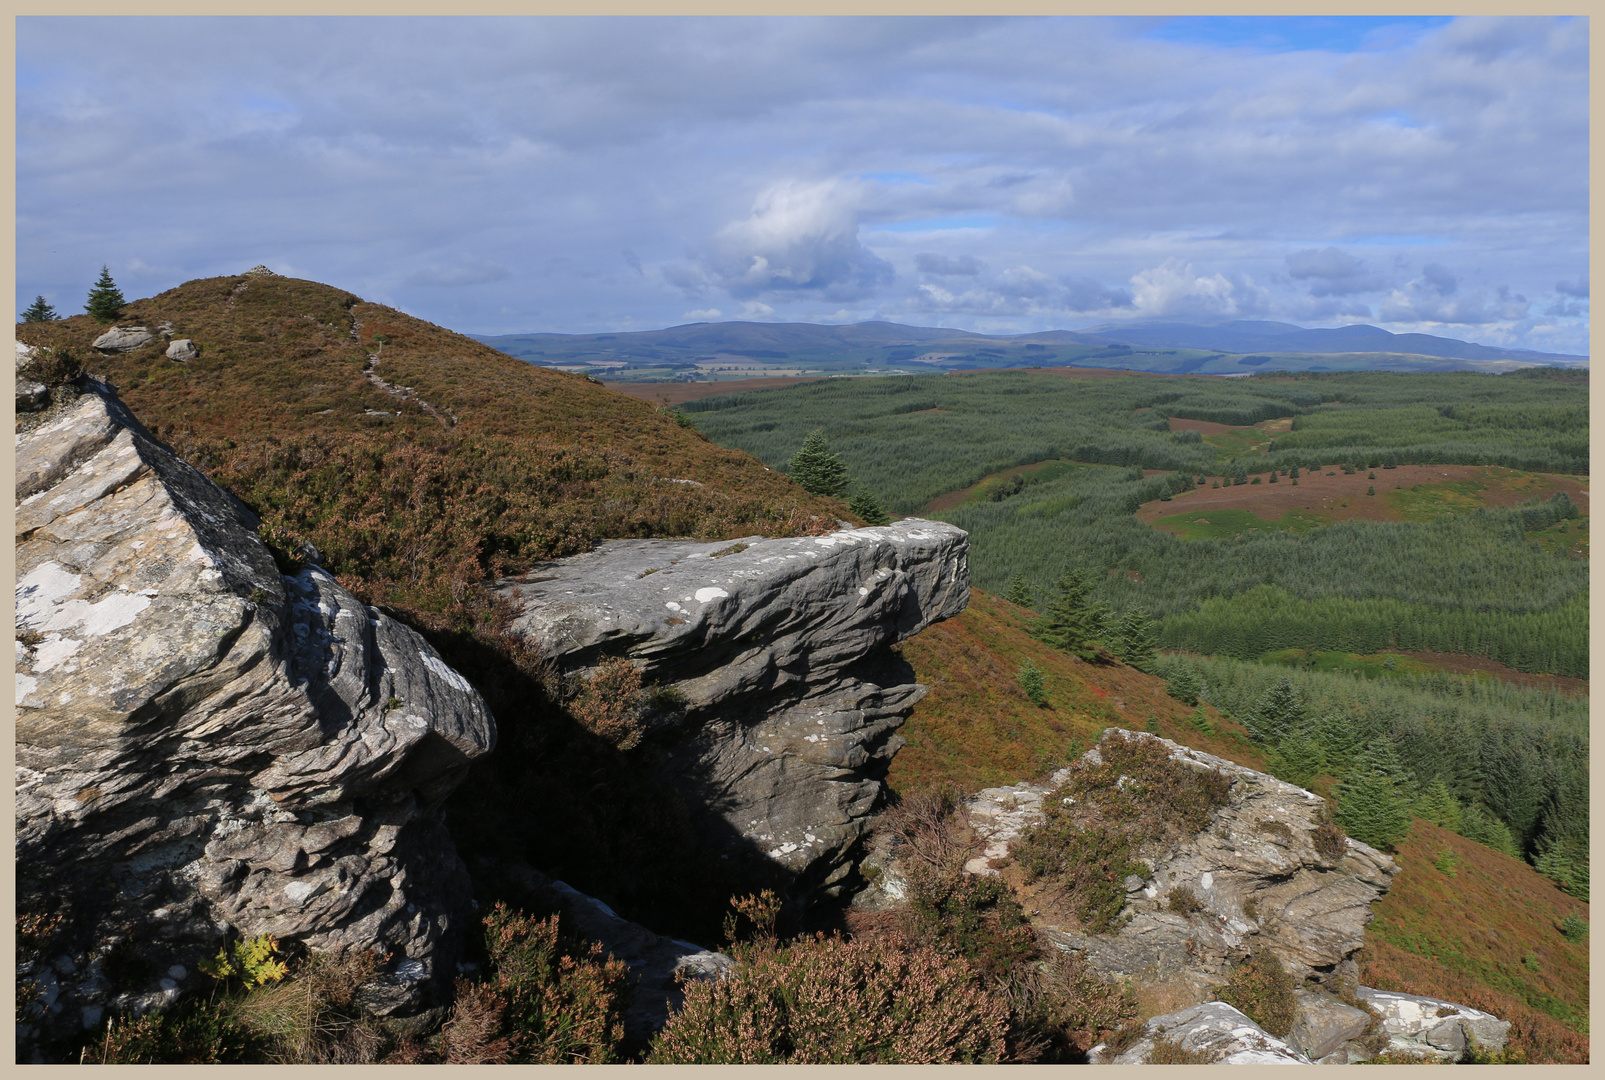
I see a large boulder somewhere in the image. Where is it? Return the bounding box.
[491,521,969,895]
[91,326,154,352]
[963,730,1397,1003]
[165,338,199,363]
[1094,1001,1312,1064]
[1288,987,1376,1062]
[15,381,495,1052]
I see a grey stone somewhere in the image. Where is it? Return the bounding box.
[244,264,276,276]
[165,338,199,362]
[1094,1001,1312,1064]
[492,520,969,892]
[964,730,1398,1005]
[91,326,154,352]
[1290,987,1374,1061]
[1357,986,1510,1059]
[15,382,495,1052]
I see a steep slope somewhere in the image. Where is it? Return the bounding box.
[888,589,1269,795]
[883,594,1589,1062]
[15,268,848,625]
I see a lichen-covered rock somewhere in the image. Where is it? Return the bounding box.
[1094,1001,1313,1064]
[15,381,495,1051]
[965,730,1397,1003]
[1357,987,1510,1060]
[492,521,969,894]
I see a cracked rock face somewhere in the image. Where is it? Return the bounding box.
[1357,987,1510,1060]
[962,730,1398,1002]
[492,520,969,894]
[15,381,495,1050]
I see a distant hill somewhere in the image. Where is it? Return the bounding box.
[472,318,1586,382]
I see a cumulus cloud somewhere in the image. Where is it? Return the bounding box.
[1376,267,1529,325]
[1128,260,1268,319]
[1285,247,1388,297]
[916,252,985,276]
[1555,276,1588,298]
[707,179,894,300]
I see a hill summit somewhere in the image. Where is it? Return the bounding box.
[15,268,849,628]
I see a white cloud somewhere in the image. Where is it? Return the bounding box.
[707,178,894,300]
[1128,260,1268,319]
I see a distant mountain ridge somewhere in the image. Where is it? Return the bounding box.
[472,318,1586,375]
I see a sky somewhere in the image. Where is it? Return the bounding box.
[15,15,1590,354]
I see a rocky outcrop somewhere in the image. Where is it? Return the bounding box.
[962,730,1397,1001]
[15,380,495,1050]
[1288,987,1375,1062]
[91,326,154,352]
[1094,1001,1312,1064]
[492,520,969,896]
[1357,987,1510,1060]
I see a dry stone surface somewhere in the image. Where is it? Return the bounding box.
[15,381,495,1051]
[90,326,154,352]
[1095,1001,1313,1064]
[493,520,969,895]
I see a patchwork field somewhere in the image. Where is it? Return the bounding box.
[1137,463,1588,545]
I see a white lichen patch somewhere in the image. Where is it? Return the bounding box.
[693,587,729,604]
[421,652,474,693]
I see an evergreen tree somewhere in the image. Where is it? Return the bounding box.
[1017,659,1048,707]
[1335,738,1417,850]
[20,295,57,322]
[1414,777,1464,832]
[84,266,125,323]
[1534,829,1589,901]
[1111,607,1157,669]
[1249,677,1305,746]
[1268,732,1326,790]
[1003,573,1036,608]
[786,429,851,497]
[1458,803,1521,860]
[1164,666,1205,707]
[847,488,890,526]
[1031,567,1110,662]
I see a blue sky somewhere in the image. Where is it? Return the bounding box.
[15,16,1589,353]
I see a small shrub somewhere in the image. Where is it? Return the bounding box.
[1167,886,1204,916]
[1146,1035,1214,1063]
[82,1004,264,1064]
[1312,817,1349,862]
[481,902,633,1064]
[18,344,83,387]
[200,934,289,988]
[1100,1019,1147,1059]
[1017,659,1049,707]
[646,932,1013,1063]
[568,657,646,750]
[1558,914,1587,943]
[1433,850,1460,877]
[1215,951,1296,1037]
[223,949,385,1064]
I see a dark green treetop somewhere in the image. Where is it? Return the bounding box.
[21,295,58,322]
[1031,567,1110,662]
[787,428,851,497]
[847,487,891,526]
[85,266,125,323]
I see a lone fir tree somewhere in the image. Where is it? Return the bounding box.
[1111,607,1156,669]
[1003,572,1036,608]
[847,487,890,526]
[20,295,57,322]
[1031,567,1109,662]
[84,266,125,323]
[787,429,851,497]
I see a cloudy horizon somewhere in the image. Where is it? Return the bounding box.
[16,15,1590,354]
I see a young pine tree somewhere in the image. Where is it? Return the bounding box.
[1335,738,1417,850]
[847,488,891,526]
[85,266,125,323]
[1111,608,1157,670]
[1003,573,1036,609]
[1413,777,1464,833]
[787,429,851,497]
[1031,568,1110,662]
[1248,677,1305,746]
[1268,732,1326,790]
[20,295,57,322]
